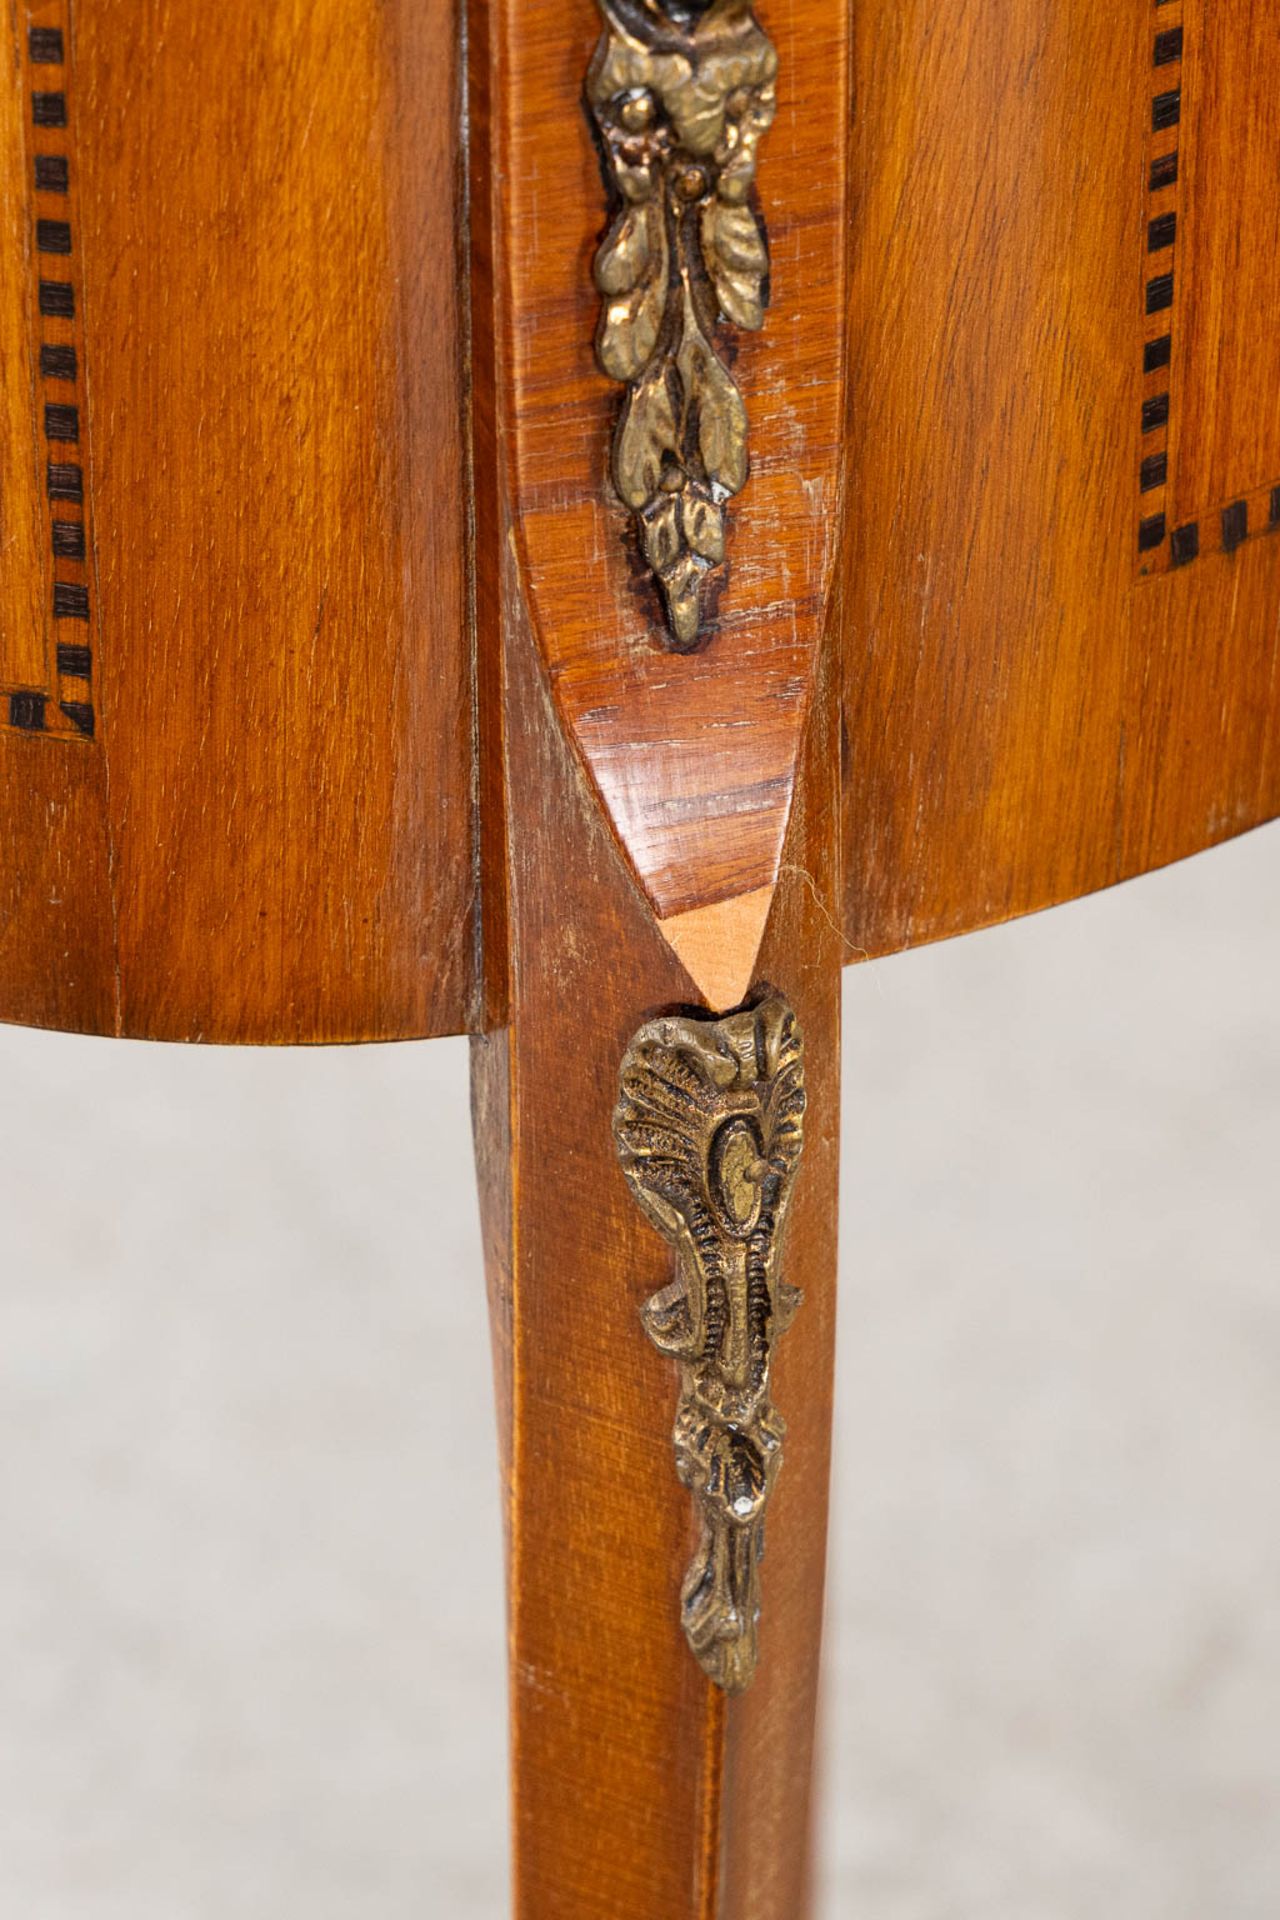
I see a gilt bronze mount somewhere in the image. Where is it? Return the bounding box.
[614,991,805,1692]
[587,0,777,650]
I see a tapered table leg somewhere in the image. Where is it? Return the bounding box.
[471,609,843,1918]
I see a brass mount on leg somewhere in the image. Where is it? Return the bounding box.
[614,990,805,1692]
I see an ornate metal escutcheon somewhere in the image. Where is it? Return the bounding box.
[614,991,805,1692]
[587,0,777,650]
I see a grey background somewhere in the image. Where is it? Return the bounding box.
[1,823,1277,1918]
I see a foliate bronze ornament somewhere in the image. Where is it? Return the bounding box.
[614,991,805,1692]
[587,0,777,650]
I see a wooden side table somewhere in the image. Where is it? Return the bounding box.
[2,1,1277,1911]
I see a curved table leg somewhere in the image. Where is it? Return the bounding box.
[471,610,843,1917]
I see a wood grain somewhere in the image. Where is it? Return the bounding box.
[470,540,843,1919]
[488,0,847,961]
[840,0,1280,958]
[0,0,474,1042]
[1173,0,1280,518]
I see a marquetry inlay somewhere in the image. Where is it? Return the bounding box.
[1138,0,1280,573]
[0,6,97,740]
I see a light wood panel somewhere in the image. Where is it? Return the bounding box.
[469,9,848,1906]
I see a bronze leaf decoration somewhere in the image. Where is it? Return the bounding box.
[587,0,777,650]
[614,991,805,1692]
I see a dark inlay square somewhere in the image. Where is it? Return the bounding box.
[46,461,83,501]
[51,519,85,559]
[1170,521,1200,566]
[53,582,90,620]
[1148,211,1177,252]
[1140,451,1168,491]
[1150,149,1179,191]
[1146,272,1175,314]
[34,154,68,192]
[1154,27,1183,66]
[36,218,72,255]
[1152,88,1182,132]
[1142,392,1171,433]
[38,279,74,317]
[31,91,67,127]
[9,691,47,731]
[1271,487,1280,527]
[56,644,92,678]
[40,343,76,380]
[44,402,79,442]
[59,701,94,737]
[1144,333,1172,373]
[1222,500,1248,551]
[28,27,64,63]
[1139,512,1167,552]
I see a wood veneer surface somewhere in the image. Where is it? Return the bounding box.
[471,546,843,1920]
[0,0,472,1043]
[840,0,1280,957]
[5,0,1280,1023]
[488,0,846,938]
